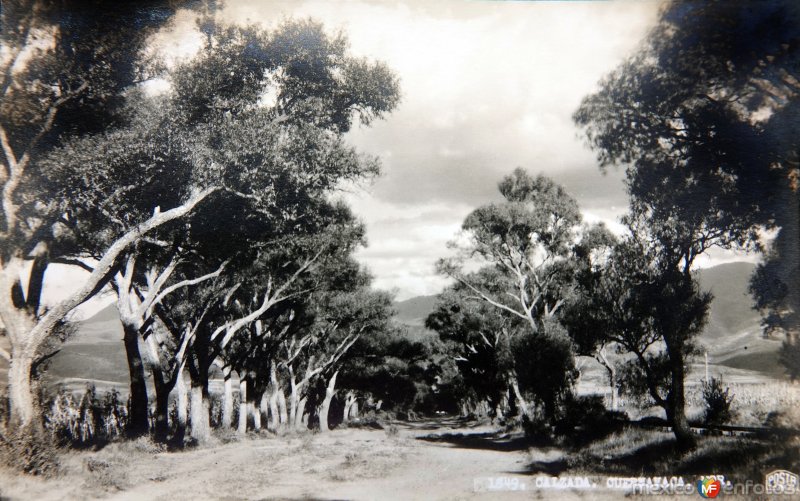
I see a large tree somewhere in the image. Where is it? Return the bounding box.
[566,225,711,449]
[0,0,186,431]
[574,0,799,381]
[1,8,399,433]
[436,169,583,420]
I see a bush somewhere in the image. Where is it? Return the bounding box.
[0,430,61,476]
[44,385,127,447]
[520,413,554,445]
[554,394,627,444]
[702,377,735,426]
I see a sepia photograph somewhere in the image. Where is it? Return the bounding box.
[0,0,798,499]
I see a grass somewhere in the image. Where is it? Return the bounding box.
[685,381,800,427]
[557,427,800,482]
[541,380,800,481]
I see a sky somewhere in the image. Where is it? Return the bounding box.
[42,0,760,319]
[224,0,661,300]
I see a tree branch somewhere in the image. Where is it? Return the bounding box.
[451,273,528,321]
[143,260,227,315]
[28,186,218,348]
[50,257,95,274]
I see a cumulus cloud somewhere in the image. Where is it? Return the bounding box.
[46,1,755,310]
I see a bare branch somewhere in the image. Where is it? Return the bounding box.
[215,247,327,348]
[451,273,528,321]
[28,186,218,348]
[50,257,95,274]
[145,260,228,316]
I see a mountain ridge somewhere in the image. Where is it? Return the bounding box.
[36,261,783,388]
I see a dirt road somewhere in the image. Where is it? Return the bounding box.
[0,419,613,500]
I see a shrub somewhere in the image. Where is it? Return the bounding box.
[0,429,61,476]
[520,413,554,445]
[44,385,127,447]
[701,377,735,426]
[555,394,627,444]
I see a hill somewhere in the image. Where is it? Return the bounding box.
[695,261,760,338]
[2,261,781,394]
[393,295,439,326]
[43,303,129,388]
[693,262,785,378]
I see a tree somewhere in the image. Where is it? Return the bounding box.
[427,286,525,420]
[562,223,620,409]
[565,226,712,449]
[2,8,399,434]
[309,286,394,432]
[436,169,583,420]
[574,0,799,383]
[0,0,186,431]
[439,169,582,335]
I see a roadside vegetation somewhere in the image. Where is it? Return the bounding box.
[0,1,798,496]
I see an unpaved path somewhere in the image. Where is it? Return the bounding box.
[0,419,618,500]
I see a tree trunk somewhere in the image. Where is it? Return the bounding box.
[319,371,338,433]
[667,369,694,450]
[267,364,279,430]
[288,377,299,427]
[237,378,247,435]
[596,347,618,411]
[251,400,261,432]
[508,374,530,418]
[277,388,288,426]
[189,383,210,443]
[122,323,150,437]
[174,367,188,445]
[665,341,695,450]
[343,391,356,423]
[8,347,37,430]
[221,366,233,429]
[295,397,307,429]
[0,257,40,431]
[153,381,171,443]
[268,389,279,430]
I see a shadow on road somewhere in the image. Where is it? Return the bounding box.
[416,430,530,452]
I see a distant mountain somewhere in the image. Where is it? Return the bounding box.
[695,261,760,338]
[44,303,128,386]
[692,262,785,378]
[393,295,439,326]
[21,261,784,392]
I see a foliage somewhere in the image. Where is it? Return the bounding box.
[554,394,626,444]
[778,338,800,381]
[433,169,587,422]
[0,428,60,477]
[426,288,521,416]
[339,325,440,414]
[701,377,735,426]
[574,0,800,400]
[439,169,582,336]
[512,324,577,419]
[44,385,127,447]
